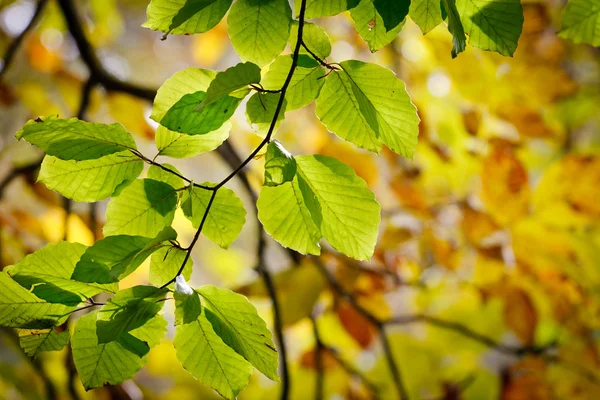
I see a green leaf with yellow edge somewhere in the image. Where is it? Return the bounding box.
[0,272,75,329]
[455,0,523,56]
[351,0,406,51]
[245,92,287,137]
[155,124,230,158]
[143,0,232,36]
[104,179,178,238]
[227,0,292,67]
[19,329,70,358]
[181,184,246,249]
[410,0,443,34]
[559,0,600,47]
[38,151,143,202]
[298,0,360,19]
[149,246,193,287]
[262,55,325,111]
[7,242,117,304]
[15,116,137,161]
[174,310,254,399]
[197,285,279,381]
[264,140,296,187]
[316,60,419,158]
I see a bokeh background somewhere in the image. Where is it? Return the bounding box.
[1,0,600,399]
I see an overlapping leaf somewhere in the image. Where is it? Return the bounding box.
[182,184,246,249]
[228,0,292,66]
[143,0,233,36]
[38,151,143,202]
[155,124,230,158]
[351,0,405,51]
[410,0,443,34]
[104,179,178,238]
[7,242,116,304]
[149,246,193,287]
[19,329,70,358]
[298,0,360,18]
[15,116,137,160]
[316,60,419,158]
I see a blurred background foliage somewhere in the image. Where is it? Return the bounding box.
[1,0,600,399]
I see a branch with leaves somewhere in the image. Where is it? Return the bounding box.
[3,0,599,400]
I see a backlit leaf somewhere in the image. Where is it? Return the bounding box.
[559,0,600,47]
[410,0,443,34]
[228,0,292,66]
[351,0,406,51]
[264,139,296,187]
[298,0,360,19]
[19,329,70,358]
[149,246,193,287]
[155,124,230,158]
[143,0,232,35]
[245,92,286,137]
[104,179,178,238]
[15,116,137,161]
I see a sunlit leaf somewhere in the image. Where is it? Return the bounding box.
[410,0,443,34]
[202,62,261,106]
[143,0,233,35]
[559,0,600,47]
[19,329,70,358]
[316,60,419,158]
[298,0,360,18]
[38,151,143,202]
[174,310,253,399]
[15,116,137,161]
[441,0,466,57]
[262,55,325,110]
[228,0,292,66]
[197,285,279,380]
[104,179,178,237]
[8,241,116,304]
[264,140,297,187]
[155,124,230,158]
[289,21,332,58]
[181,185,246,249]
[351,0,405,51]
[245,92,286,137]
[149,246,193,287]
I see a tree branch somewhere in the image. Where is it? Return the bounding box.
[0,0,49,79]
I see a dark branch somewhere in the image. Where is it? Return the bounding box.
[0,0,49,79]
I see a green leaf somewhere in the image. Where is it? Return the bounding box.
[174,277,202,325]
[455,0,523,56]
[259,155,381,260]
[143,0,232,36]
[559,0,600,47]
[351,0,405,51]
[38,151,143,202]
[298,0,360,18]
[155,124,230,158]
[245,92,287,137]
[72,287,167,390]
[202,62,261,106]
[104,179,178,238]
[161,91,241,135]
[374,0,410,32]
[151,68,215,123]
[441,0,466,57]
[316,60,420,158]
[19,329,70,358]
[7,242,116,304]
[258,179,322,255]
[197,285,278,380]
[174,311,253,399]
[147,163,184,189]
[15,116,137,161]
[262,55,325,111]
[149,246,193,287]
[264,140,296,187]
[74,227,177,284]
[182,185,246,249]
[96,286,167,354]
[295,155,380,260]
[0,272,75,328]
[409,0,443,34]
[289,21,332,59]
[228,0,292,67]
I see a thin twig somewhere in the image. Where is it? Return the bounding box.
[0,0,49,79]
